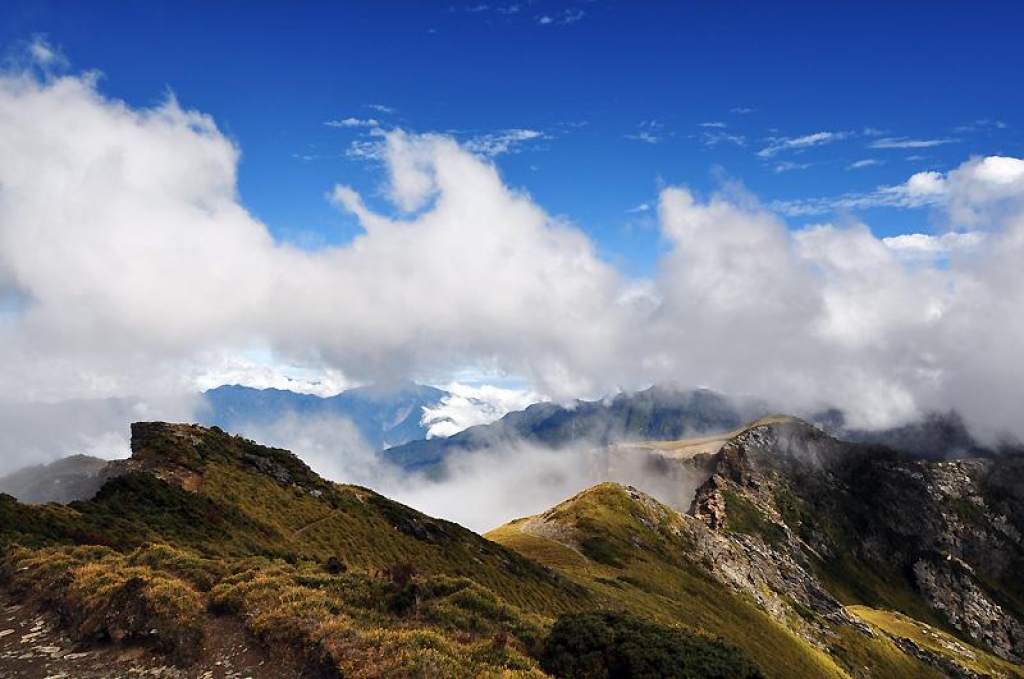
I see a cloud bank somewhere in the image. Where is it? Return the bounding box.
[3,56,1024,477]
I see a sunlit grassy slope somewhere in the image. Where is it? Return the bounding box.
[488,482,1018,679]
[0,423,765,677]
[3,421,1021,677]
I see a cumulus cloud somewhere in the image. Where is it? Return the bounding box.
[882,232,985,262]
[0,64,628,421]
[5,56,1024,485]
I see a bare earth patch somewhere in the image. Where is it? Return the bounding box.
[0,589,310,679]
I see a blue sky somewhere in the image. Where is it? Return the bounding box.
[4,1,1021,277]
[5,1,1024,470]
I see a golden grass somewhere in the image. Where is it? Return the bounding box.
[848,605,1024,678]
[489,484,853,679]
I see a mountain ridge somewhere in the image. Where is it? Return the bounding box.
[2,417,1023,677]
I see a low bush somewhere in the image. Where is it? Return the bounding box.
[540,611,763,679]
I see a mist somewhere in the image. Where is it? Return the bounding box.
[229,411,716,533]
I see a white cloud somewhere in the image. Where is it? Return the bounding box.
[700,121,727,128]
[346,136,387,161]
[777,157,1024,222]
[365,103,395,114]
[626,131,660,144]
[326,117,380,128]
[758,131,848,158]
[870,137,956,149]
[882,232,985,262]
[230,412,386,488]
[26,36,68,69]
[420,382,544,438]
[192,348,353,396]
[6,56,1024,482]
[774,161,812,173]
[848,158,882,170]
[463,128,545,156]
[701,131,746,147]
[771,168,950,216]
[730,107,755,114]
[537,9,585,26]
[626,203,651,213]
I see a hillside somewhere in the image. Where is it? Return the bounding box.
[2,419,1023,677]
[490,417,1024,678]
[0,422,594,676]
[0,422,771,677]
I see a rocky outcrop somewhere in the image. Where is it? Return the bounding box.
[913,556,1024,663]
[687,418,1024,665]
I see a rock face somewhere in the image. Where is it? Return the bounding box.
[687,417,1024,663]
[124,421,335,497]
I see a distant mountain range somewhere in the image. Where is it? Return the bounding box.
[383,385,1018,471]
[381,386,756,469]
[4,384,1018,507]
[0,454,111,504]
[199,381,449,451]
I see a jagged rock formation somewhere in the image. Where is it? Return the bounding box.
[685,417,1024,663]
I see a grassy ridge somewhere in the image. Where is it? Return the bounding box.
[4,422,1019,677]
[487,483,997,679]
[0,424,593,676]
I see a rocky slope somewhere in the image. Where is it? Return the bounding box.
[490,417,1024,677]
[688,417,1024,662]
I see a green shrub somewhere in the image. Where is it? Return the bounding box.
[540,611,763,679]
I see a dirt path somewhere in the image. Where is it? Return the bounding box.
[290,512,335,539]
[0,590,311,678]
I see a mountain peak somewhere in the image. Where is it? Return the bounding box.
[127,421,331,495]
